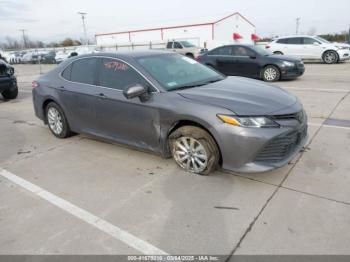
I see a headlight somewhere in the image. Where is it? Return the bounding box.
[282,61,295,67]
[217,115,280,128]
[335,46,347,50]
[6,67,14,75]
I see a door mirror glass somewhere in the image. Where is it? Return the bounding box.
[123,84,148,99]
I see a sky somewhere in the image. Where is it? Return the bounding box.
[0,0,349,43]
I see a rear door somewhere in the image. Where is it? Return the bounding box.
[207,46,235,75]
[93,58,161,151]
[284,37,303,58]
[59,57,100,133]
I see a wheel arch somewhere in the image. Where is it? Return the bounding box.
[322,49,339,62]
[166,119,223,165]
[261,64,281,80]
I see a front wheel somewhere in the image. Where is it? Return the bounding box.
[2,83,18,100]
[46,102,72,138]
[323,51,338,64]
[262,65,280,82]
[169,126,220,175]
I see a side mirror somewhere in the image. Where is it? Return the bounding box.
[123,84,148,100]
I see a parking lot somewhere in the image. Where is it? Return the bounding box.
[1,62,350,255]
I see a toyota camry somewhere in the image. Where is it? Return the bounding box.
[32,51,308,175]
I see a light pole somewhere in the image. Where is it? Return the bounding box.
[19,29,27,48]
[78,12,88,45]
[296,18,301,35]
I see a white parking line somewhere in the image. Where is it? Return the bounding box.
[0,168,168,255]
[308,122,350,130]
[282,87,349,93]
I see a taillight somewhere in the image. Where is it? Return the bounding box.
[32,81,39,88]
[195,56,201,61]
[265,45,270,49]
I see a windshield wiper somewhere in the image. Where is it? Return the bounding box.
[171,78,224,91]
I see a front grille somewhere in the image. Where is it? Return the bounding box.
[254,126,307,162]
[271,110,305,123]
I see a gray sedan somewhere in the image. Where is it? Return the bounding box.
[32,51,308,175]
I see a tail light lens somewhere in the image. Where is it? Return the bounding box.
[195,56,201,61]
[32,81,39,88]
[265,45,270,49]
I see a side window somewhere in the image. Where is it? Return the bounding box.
[99,58,150,91]
[166,42,173,49]
[277,38,288,44]
[70,58,98,85]
[173,42,183,49]
[61,63,72,80]
[231,46,254,57]
[286,38,302,45]
[303,37,320,45]
[209,46,232,55]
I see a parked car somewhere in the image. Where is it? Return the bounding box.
[32,51,308,175]
[55,50,70,63]
[0,59,18,100]
[41,51,56,64]
[197,45,305,82]
[267,35,350,64]
[166,40,202,58]
[74,46,100,56]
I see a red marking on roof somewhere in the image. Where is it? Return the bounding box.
[95,12,255,37]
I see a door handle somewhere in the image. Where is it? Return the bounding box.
[96,93,107,99]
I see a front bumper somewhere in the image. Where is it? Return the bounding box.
[280,62,305,79]
[0,75,17,92]
[213,113,308,173]
[337,49,350,61]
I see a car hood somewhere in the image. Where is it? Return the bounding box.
[178,77,299,115]
[268,54,301,62]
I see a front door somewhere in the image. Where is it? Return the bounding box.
[93,58,161,152]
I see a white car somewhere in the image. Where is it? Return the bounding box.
[266,35,350,64]
[55,51,70,63]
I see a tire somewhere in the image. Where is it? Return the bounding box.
[262,65,280,82]
[169,126,220,175]
[2,82,18,100]
[273,51,283,55]
[185,53,194,59]
[322,50,338,64]
[45,102,72,138]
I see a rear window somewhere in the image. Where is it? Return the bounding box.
[70,58,98,85]
[286,38,303,44]
[61,64,72,80]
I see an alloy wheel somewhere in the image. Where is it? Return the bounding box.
[324,52,337,64]
[47,107,63,135]
[264,67,277,81]
[172,136,208,173]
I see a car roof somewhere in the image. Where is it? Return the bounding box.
[76,50,173,60]
[276,35,316,39]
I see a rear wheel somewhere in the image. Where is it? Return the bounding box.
[185,53,194,59]
[45,102,72,138]
[262,65,280,82]
[169,126,220,175]
[323,50,338,64]
[2,82,18,100]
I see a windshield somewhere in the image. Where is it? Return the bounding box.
[137,54,224,91]
[180,41,196,48]
[315,36,330,43]
[253,46,272,56]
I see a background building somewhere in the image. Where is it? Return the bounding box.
[95,12,257,50]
